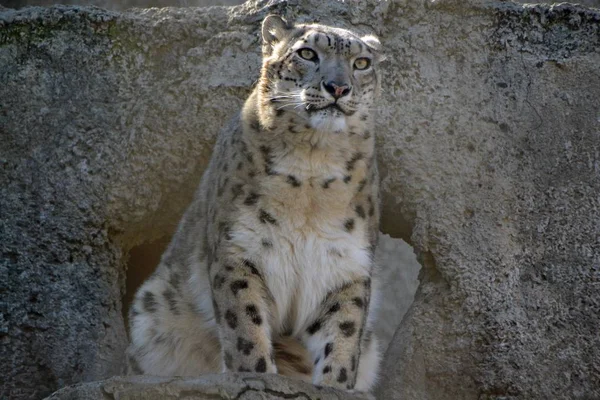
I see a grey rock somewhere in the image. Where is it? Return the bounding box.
[45,374,373,400]
[373,235,420,354]
[1,1,599,399]
[3,0,246,11]
[515,0,600,9]
[375,2,600,399]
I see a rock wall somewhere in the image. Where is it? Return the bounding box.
[1,1,599,399]
[375,3,600,399]
[2,0,245,10]
[4,0,600,13]
[515,0,600,9]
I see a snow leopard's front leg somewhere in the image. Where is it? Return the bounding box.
[302,278,371,390]
[210,257,277,374]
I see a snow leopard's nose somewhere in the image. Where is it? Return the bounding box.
[323,81,351,99]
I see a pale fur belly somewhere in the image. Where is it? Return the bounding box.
[233,211,372,337]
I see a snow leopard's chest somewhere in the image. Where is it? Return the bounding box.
[232,158,372,336]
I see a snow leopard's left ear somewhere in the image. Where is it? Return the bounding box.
[262,15,291,46]
[362,34,386,62]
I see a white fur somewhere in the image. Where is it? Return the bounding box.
[130,276,222,376]
[355,336,381,391]
[310,113,347,133]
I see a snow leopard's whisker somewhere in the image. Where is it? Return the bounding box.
[276,102,305,110]
[268,94,303,102]
[275,101,303,107]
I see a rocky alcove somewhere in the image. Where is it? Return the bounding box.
[1,0,599,399]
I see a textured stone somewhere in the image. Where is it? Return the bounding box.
[516,0,600,9]
[5,0,600,13]
[3,0,245,10]
[45,374,373,400]
[373,235,420,353]
[1,1,599,399]
[375,2,600,399]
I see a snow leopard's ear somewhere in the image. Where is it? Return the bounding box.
[361,34,386,62]
[262,15,291,46]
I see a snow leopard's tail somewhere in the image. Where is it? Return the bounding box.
[273,336,313,382]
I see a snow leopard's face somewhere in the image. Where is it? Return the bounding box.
[259,15,384,133]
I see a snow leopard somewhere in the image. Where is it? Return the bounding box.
[127,14,384,391]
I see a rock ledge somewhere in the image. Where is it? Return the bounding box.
[46,374,373,400]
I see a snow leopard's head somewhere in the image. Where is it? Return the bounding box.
[257,15,384,134]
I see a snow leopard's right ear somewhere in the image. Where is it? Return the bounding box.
[261,15,291,46]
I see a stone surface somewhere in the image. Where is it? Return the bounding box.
[5,0,600,13]
[375,3,600,399]
[1,1,599,399]
[373,235,420,354]
[45,374,373,400]
[516,0,600,9]
[2,0,245,11]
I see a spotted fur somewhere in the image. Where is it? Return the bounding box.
[127,15,384,392]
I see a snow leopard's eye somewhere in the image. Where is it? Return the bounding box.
[353,57,371,70]
[298,48,318,62]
